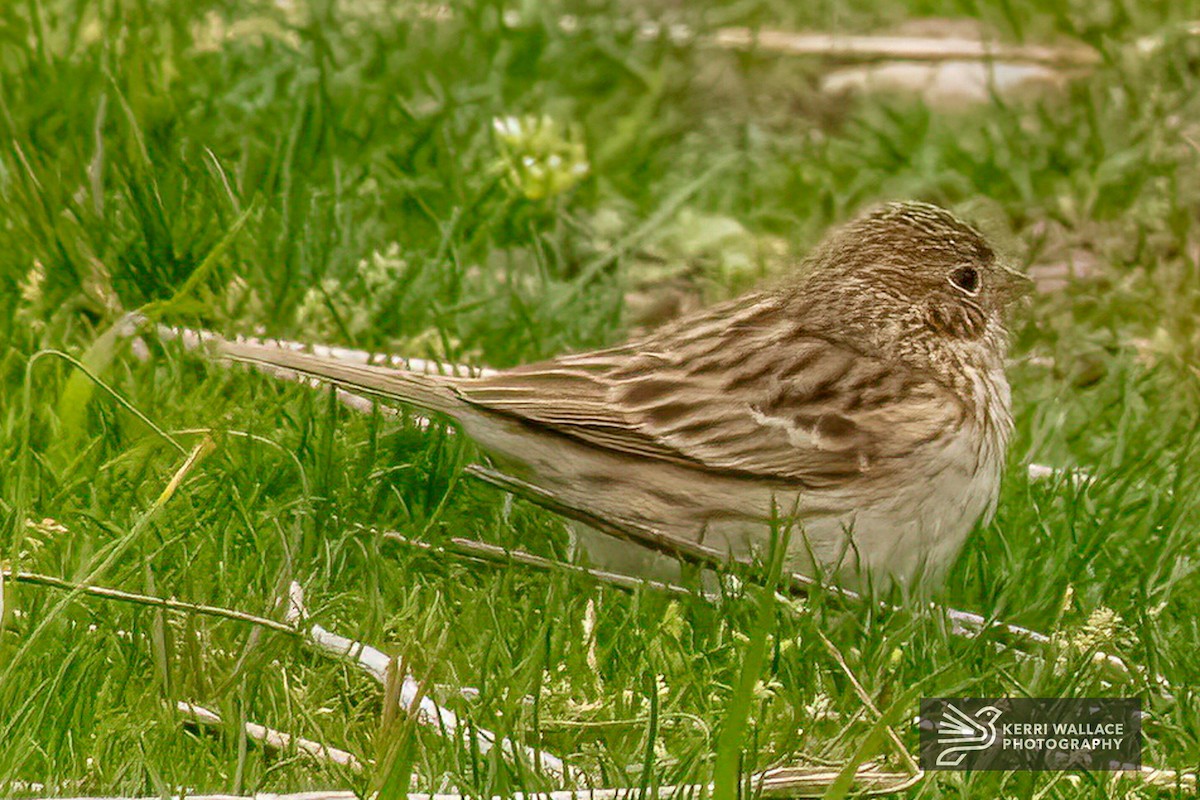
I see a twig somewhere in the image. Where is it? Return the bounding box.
[379,529,697,601]
[178,700,365,773]
[2,569,299,635]
[285,583,577,782]
[15,761,921,799]
[708,28,1100,66]
[551,14,1102,67]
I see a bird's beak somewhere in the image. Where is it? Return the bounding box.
[996,263,1034,304]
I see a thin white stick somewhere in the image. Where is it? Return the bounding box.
[177,701,365,773]
[285,583,575,781]
[4,568,298,635]
[19,762,1198,799]
[709,27,1100,66]
[549,14,1104,66]
[16,761,922,800]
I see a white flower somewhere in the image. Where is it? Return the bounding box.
[491,114,589,200]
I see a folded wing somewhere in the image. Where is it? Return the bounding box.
[458,296,965,489]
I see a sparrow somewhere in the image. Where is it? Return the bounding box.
[215,201,1029,592]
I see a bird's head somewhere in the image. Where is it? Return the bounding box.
[796,201,1030,347]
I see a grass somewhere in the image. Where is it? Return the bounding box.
[2,0,1200,797]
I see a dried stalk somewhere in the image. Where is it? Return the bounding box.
[284,582,577,782]
[709,27,1100,66]
[14,761,920,800]
[554,15,1102,67]
[178,700,364,773]
[3,569,299,635]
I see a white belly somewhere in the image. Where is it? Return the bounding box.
[795,426,1003,590]
[467,407,1006,593]
[570,423,1003,593]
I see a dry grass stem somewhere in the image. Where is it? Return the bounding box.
[177,701,365,773]
[284,582,576,781]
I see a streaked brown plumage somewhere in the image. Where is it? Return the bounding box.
[218,201,1029,591]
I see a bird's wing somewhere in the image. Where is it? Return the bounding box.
[458,295,966,487]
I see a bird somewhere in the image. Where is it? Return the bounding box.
[214,201,1029,593]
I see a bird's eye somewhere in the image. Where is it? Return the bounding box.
[950,266,979,294]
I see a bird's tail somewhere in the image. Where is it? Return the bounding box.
[216,339,466,418]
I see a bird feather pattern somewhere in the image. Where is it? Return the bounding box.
[459,294,967,488]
